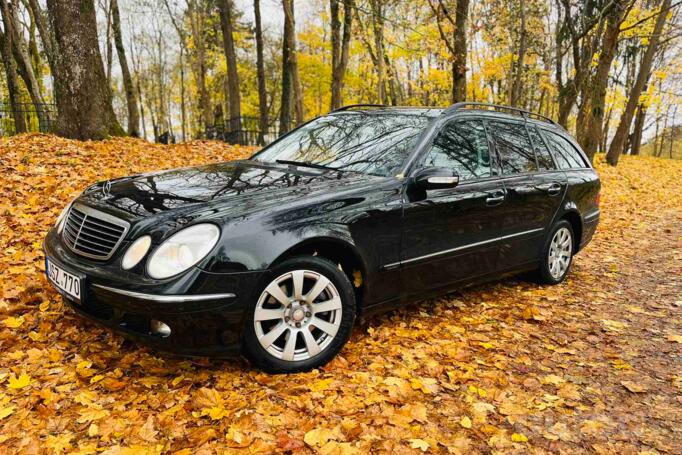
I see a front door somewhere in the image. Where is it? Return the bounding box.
[398,118,507,300]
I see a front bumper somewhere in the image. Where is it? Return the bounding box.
[44,229,263,357]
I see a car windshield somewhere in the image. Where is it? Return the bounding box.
[253,113,430,177]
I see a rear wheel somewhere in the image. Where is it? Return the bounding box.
[536,220,574,284]
[242,256,355,373]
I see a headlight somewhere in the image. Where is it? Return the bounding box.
[122,235,152,270]
[147,224,220,279]
[55,200,75,234]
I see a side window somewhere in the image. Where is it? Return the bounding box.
[421,119,491,181]
[544,131,589,169]
[528,126,555,170]
[488,121,538,174]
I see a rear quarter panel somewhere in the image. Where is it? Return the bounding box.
[563,168,600,250]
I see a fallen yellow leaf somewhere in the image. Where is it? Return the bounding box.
[621,380,647,393]
[512,433,528,442]
[0,406,14,419]
[3,316,24,328]
[8,373,31,389]
[304,428,338,447]
[408,438,430,452]
[667,334,682,343]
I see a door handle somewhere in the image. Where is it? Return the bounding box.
[536,182,562,196]
[513,185,538,195]
[486,191,506,206]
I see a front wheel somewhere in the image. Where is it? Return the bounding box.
[242,256,356,373]
[536,220,575,284]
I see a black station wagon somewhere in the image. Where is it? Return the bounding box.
[44,103,600,373]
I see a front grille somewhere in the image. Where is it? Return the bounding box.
[62,204,129,260]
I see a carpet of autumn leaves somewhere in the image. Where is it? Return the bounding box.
[0,133,681,454]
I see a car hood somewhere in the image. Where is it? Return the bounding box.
[78,160,382,222]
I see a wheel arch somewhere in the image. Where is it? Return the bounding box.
[559,210,583,253]
[270,236,367,309]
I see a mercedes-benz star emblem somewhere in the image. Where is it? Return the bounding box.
[102,181,112,198]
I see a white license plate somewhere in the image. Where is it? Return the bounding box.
[46,259,82,302]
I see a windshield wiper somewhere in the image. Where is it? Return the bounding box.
[276,159,338,171]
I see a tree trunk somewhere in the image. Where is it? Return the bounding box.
[0,28,27,133]
[629,103,646,155]
[154,31,168,139]
[369,0,386,104]
[111,0,139,137]
[378,52,395,105]
[668,106,677,158]
[26,0,56,75]
[509,0,526,107]
[576,0,626,161]
[279,0,294,134]
[284,0,303,125]
[104,0,113,87]
[162,0,186,141]
[452,0,468,103]
[46,0,123,139]
[179,46,187,142]
[188,0,212,130]
[657,105,670,157]
[137,76,147,140]
[1,0,48,128]
[280,0,302,131]
[607,0,671,165]
[330,0,353,110]
[254,0,268,144]
[218,0,242,135]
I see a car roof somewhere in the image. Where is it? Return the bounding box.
[327,105,563,131]
[329,106,443,118]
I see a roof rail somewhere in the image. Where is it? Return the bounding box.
[443,102,557,125]
[331,104,387,112]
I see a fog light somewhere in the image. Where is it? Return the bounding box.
[150,319,171,337]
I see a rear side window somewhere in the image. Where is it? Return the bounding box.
[528,126,555,170]
[488,121,538,174]
[421,119,491,181]
[544,131,589,169]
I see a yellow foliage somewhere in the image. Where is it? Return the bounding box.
[0,135,680,453]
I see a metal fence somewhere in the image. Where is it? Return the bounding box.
[204,116,279,146]
[0,102,57,135]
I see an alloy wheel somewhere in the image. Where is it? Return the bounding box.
[254,270,343,362]
[548,227,572,279]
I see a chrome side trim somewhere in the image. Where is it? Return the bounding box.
[92,284,236,303]
[383,227,544,270]
[583,210,600,222]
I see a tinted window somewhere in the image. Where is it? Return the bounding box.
[488,121,538,174]
[421,119,491,181]
[544,132,589,169]
[528,126,555,170]
[253,113,429,177]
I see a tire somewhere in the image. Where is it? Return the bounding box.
[536,220,575,285]
[242,256,356,373]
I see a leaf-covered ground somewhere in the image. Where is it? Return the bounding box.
[0,134,680,454]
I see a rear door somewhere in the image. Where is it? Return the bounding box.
[541,129,601,249]
[399,118,507,299]
[486,120,567,269]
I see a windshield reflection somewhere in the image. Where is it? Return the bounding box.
[253,113,430,177]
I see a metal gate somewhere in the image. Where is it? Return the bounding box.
[0,102,57,135]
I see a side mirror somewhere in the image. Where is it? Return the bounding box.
[414,166,459,190]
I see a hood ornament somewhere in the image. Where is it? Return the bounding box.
[101,180,112,198]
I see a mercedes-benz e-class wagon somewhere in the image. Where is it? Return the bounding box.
[44,103,600,373]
